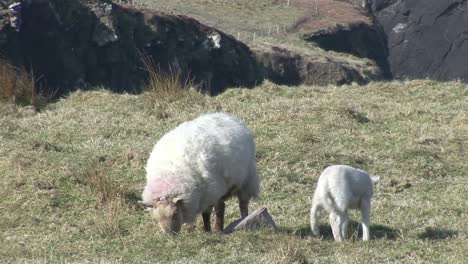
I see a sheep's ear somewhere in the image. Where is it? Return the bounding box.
[371,175,380,183]
[172,197,183,206]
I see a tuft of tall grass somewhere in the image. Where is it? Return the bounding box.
[0,59,44,110]
[92,194,128,238]
[80,160,130,238]
[264,238,307,264]
[141,55,206,118]
[81,162,125,206]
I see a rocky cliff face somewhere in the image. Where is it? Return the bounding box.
[0,0,262,96]
[368,0,468,82]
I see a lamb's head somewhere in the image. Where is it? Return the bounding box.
[149,196,184,234]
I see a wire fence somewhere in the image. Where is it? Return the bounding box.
[112,0,321,44]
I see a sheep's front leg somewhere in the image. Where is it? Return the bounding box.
[310,203,322,237]
[202,206,213,232]
[361,198,371,241]
[214,200,225,232]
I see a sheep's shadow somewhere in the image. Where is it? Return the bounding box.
[284,221,400,240]
[417,227,458,240]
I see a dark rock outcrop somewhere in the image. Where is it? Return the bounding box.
[368,0,468,82]
[254,45,383,86]
[0,0,262,96]
[303,22,391,78]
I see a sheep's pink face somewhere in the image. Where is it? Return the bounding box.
[150,198,183,234]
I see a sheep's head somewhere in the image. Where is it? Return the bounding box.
[149,196,183,234]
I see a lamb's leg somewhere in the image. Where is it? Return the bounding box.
[361,198,371,241]
[330,212,347,241]
[329,212,343,241]
[340,211,349,240]
[310,203,322,237]
[202,206,213,232]
[214,200,225,232]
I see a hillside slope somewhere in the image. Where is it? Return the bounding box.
[1,81,466,263]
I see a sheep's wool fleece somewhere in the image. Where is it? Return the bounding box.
[142,112,258,223]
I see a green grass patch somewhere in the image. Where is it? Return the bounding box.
[0,80,467,263]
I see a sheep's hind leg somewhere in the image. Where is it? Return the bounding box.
[214,200,225,232]
[202,206,213,232]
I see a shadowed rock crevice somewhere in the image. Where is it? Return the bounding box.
[303,22,392,79]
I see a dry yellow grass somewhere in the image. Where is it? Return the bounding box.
[0,59,38,107]
[141,55,207,119]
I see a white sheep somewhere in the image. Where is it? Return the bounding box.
[310,165,380,241]
[142,112,259,234]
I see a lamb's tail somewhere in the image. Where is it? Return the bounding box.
[370,175,380,183]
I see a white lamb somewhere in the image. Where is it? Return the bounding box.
[310,165,380,241]
[142,112,259,234]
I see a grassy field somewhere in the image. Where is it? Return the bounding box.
[139,0,306,37]
[1,80,467,263]
[137,0,368,38]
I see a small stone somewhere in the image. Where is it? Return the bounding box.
[224,207,277,234]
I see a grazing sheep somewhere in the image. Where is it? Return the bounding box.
[142,112,259,234]
[310,165,380,241]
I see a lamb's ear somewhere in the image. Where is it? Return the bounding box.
[370,175,380,183]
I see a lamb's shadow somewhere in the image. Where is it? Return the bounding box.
[279,224,334,240]
[371,223,401,240]
[417,227,458,240]
[283,221,400,240]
